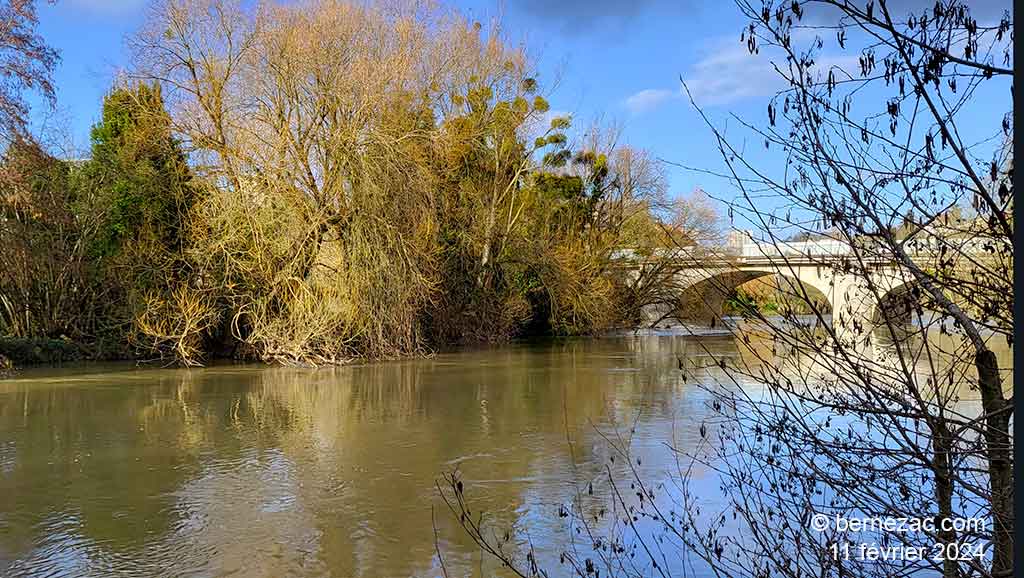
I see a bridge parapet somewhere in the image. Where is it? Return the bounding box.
[613,231,998,271]
[734,239,851,259]
[730,235,998,262]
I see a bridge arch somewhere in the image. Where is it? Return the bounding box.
[668,268,835,327]
[868,276,957,333]
[871,281,922,328]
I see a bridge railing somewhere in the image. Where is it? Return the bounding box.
[612,232,1002,268]
[734,239,852,259]
[731,235,1001,260]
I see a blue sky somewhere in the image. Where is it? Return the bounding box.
[32,0,1012,219]
[453,0,766,201]
[32,0,147,146]
[31,0,773,202]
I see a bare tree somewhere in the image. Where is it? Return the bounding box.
[678,1,1014,575]
[0,0,57,139]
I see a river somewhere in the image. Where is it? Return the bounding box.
[0,326,1011,577]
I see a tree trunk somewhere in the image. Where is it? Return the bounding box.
[975,349,1013,575]
[931,421,957,578]
[478,198,498,288]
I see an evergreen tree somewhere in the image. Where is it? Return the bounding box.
[83,82,194,265]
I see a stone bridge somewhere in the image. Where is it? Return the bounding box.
[616,236,983,338]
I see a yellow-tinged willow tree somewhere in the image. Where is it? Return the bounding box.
[129,0,581,362]
[508,127,685,336]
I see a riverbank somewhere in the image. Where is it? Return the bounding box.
[0,336,91,370]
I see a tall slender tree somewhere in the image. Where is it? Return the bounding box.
[0,0,58,138]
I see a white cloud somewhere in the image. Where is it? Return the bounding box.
[682,41,784,107]
[682,36,859,107]
[624,88,678,115]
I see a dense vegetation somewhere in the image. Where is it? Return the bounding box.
[0,0,702,366]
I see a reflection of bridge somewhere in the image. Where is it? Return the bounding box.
[616,239,961,339]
